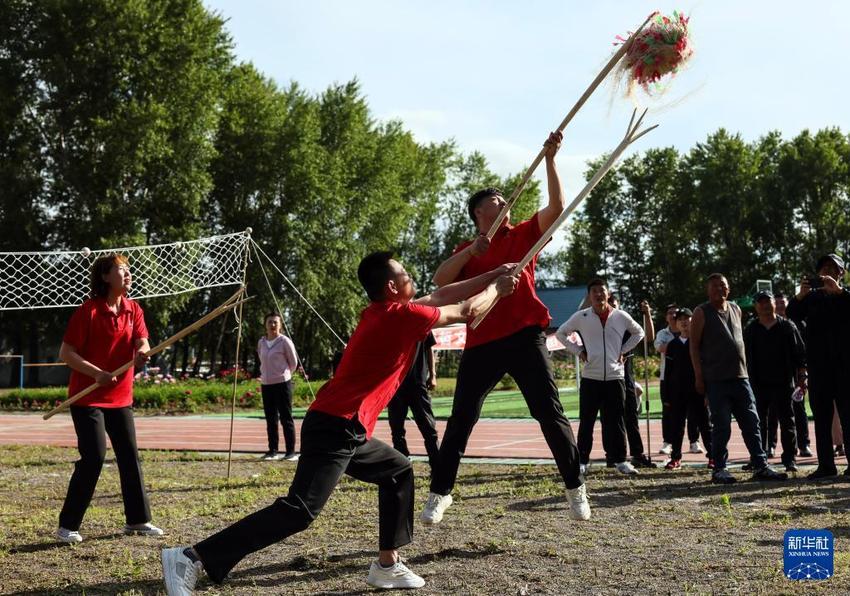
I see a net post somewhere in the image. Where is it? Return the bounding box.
[226,230,252,481]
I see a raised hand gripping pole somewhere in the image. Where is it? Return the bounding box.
[482,12,656,241]
[43,287,251,420]
[471,108,658,329]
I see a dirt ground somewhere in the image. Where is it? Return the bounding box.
[1,445,848,595]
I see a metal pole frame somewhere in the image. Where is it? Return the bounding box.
[226,229,252,480]
[642,312,652,462]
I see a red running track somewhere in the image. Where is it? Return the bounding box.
[0,413,819,466]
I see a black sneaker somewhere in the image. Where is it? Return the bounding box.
[836,445,846,457]
[799,445,813,457]
[712,469,736,484]
[784,462,798,472]
[630,454,655,468]
[807,467,838,480]
[741,463,754,472]
[768,447,776,458]
[752,466,787,481]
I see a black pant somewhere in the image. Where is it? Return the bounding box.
[577,378,627,465]
[660,380,671,443]
[768,399,810,449]
[624,384,644,457]
[194,411,413,584]
[59,406,151,531]
[430,326,581,494]
[261,381,295,454]
[387,383,439,469]
[753,384,797,465]
[669,392,713,460]
[808,374,850,471]
[687,410,700,443]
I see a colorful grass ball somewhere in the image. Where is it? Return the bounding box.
[616,11,693,94]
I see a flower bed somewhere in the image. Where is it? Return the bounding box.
[0,373,324,413]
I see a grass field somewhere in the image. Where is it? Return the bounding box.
[217,385,666,420]
[1,445,848,594]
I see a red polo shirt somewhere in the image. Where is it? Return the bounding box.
[309,300,439,438]
[456,213,551,348]
[63,296,148,408]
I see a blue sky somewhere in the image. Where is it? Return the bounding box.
[204,0,849,237]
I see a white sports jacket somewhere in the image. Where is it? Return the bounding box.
[556,307,645,381]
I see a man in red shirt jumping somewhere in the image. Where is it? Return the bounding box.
[162,251,516,593]
[421,132,590,526]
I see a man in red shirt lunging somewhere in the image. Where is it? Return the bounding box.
[162,251,516,593]
[422,132,590,526]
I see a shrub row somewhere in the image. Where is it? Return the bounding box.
[0,380,324,413]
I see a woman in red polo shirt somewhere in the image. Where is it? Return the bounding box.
[55,254,162,543]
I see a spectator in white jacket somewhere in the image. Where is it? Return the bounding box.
[557,279,645,475]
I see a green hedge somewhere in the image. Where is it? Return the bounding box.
[0,379,325,413]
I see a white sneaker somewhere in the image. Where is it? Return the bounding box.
[162,546,203,596]
[366,560,425,589]
[615,461,639,476]
[125,522,164,536]
[565,484,591,521]
[658,442,672,455]
[56,527,83,544]
[689,441,705,454]
[282,452,300,461]
[420,492,453,526]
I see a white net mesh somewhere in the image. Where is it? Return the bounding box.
[0,231,249,310]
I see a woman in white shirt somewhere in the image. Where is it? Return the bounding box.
[257,313,301,460]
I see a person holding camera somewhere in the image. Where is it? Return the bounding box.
[786,253,850,479]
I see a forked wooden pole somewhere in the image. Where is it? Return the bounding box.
[470,109,658,329]
[483,12,656,240]
[43,288,248,420]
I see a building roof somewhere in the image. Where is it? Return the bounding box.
[537,285,587,328]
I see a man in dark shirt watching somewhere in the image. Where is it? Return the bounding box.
[690,273,787,484]
[770,292,812,457]
[743,291,807,472]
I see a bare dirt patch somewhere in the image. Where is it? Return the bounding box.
[1,446,848,594]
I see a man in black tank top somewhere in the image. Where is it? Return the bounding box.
[689,274,787,484]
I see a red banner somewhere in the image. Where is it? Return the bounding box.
[432,324,581,352]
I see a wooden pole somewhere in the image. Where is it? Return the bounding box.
[43,288,248,420]
[482,12,656,240]
[470,109,658,329]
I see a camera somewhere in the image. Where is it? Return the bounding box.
[806,276,824,290]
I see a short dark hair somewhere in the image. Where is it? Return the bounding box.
[467,187,503,224]
[773,291,786,300]
[264,312,282,324]
[587,278,608,292]
[357,251,395,302]
[90,253,129,298]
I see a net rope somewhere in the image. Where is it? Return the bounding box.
[0,231,249,310]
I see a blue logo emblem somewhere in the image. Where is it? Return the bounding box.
[784,529,833,580]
